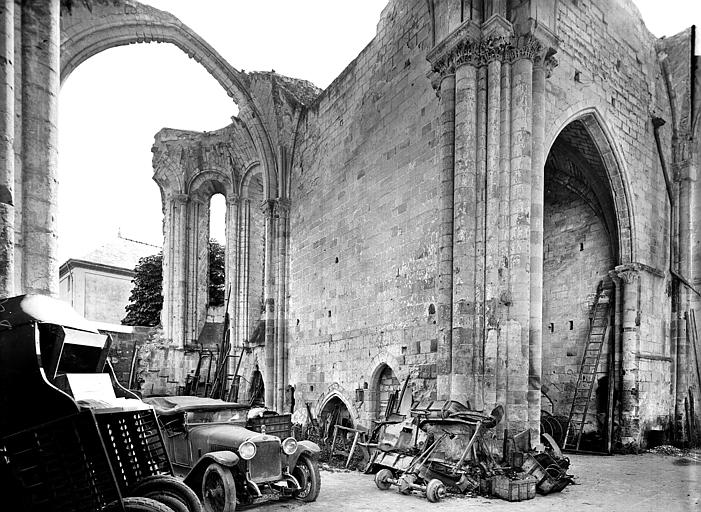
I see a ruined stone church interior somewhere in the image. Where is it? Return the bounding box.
[1,0,700,454]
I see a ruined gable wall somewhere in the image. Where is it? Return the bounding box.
[288,0,440,421]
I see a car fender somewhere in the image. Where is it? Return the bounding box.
[287,440,320,469]
[183,450,239,496]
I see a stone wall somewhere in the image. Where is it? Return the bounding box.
[542,184,615,427]
[288,0,439,425]
[284,0,693,445]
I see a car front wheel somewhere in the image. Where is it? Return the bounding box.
[201,463,236,512]
[292,455,321,502]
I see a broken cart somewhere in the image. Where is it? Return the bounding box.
[371,400,506,502]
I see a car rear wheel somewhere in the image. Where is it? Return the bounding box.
[202,463,236,512]
[130,475,202,512]
[104,497,176,512]
[292,455,321,502]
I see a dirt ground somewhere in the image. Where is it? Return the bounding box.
[262,453,700,512]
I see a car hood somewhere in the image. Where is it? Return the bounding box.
[189,423,280,447]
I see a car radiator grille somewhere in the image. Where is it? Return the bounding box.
[248,440,282,482]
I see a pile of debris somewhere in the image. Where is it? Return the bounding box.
[361,383,575,503]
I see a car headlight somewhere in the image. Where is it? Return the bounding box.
[239,441,257,460]
[282,437,298,455]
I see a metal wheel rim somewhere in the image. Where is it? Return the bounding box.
[293,463,311,499]
[203,471,227,512]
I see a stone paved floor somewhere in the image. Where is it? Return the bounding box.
[261,453,700,512]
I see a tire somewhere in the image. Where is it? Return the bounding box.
[426,479,446,503]
[292,455,321,502]
[103,497,177,512]
[202,463,236,512]
[130,475,202,512]
[374,469,394,491]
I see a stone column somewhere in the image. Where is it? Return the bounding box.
[608,270,623,437]
[472,64,487,410]
[527,56,547,435]
[20,0,60,295]
[615,264,641,445]
[238,199,251,344]
[505,47,534,434]
[185,196,208,345]
[0,0,13,297]
[262,199,277,408]
[496,58,511,421]
[452,61,477,405]
[276,198,290,411]
[226,194,240,345]
[675,154,693,441]
[483,50,504,409]
[436,73,456,399]
[163,193,189,347]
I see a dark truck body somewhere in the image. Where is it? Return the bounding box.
[0,295,178,512]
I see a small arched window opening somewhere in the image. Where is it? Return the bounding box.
[208,193,226,307]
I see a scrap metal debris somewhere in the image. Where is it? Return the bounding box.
[365,395,576,503]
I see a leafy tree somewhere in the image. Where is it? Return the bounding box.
[122,240,226,326]
[122,252,163,326]
[208,239,226,307]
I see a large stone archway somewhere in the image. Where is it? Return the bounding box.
[59,0,279,199]
[542,113,628,447]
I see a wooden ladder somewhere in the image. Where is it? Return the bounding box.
[563,279,614,451]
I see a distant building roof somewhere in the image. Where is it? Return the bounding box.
[60,235,160,276]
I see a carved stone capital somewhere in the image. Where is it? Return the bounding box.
[427,25,559,89]
[169,193,189,206]
[427,19,481,85]
[276,198,291,216]
[260,199,277,219]
[507,33,544,63]
[227,194,240,207]
[543,54,559,78]
[615,263,642,284]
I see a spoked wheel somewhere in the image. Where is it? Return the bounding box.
[292,455,321,502]
[426,479,446,503]
[103,497,176,512]
[201,463,236,512]
[130,474,202,512]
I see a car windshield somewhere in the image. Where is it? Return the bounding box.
[187,408,247,423]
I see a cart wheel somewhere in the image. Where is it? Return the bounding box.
[292,454,321,502]
[131,475,202,512]
[426,479,446,503]
[202,463,236,512]
[374,469,394,491]
[104,497,177,512]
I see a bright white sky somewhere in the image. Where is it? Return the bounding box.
[57,0,700,262]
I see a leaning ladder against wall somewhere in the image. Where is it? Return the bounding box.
[563,279,614,452]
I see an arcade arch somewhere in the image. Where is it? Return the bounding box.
[542,112,632,446]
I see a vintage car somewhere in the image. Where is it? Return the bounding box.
[144,396,320,512]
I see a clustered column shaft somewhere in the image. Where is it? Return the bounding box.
[436,74,456,399]
[528,62,547,433]
[452,63,477,405]
[262,199,277,408]
[429,25,556,441]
